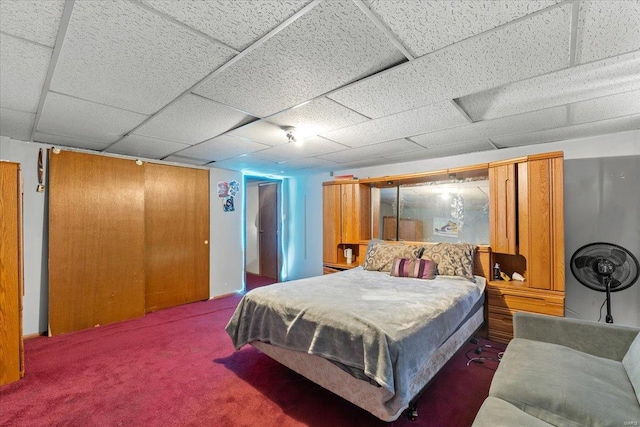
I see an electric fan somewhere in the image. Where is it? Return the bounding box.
[570,242,639,323]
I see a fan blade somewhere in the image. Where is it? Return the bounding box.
[609,248,627,266]
[609,278,622,289]
[573,255,596,270]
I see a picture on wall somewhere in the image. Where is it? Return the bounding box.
[433,217,459,237]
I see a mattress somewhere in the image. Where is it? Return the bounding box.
[226,268,486,419]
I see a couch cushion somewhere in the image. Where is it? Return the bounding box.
[490,338,640,427]
[472,396,554,427]
[623,332,640,404]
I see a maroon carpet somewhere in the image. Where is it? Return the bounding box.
[245,273,278,291]
[0,290,499,427]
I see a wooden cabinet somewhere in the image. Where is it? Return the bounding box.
[0,161,24,385]
[487,282,564,343]
[322,182,370,268]
[489,161,517,255]
[487,152,565,343]
[382,217,424,241]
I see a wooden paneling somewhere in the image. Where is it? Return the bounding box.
[0,162,23,385]
[551,157,565,292]
[383,217,423,241]
[489,163,517,254]
[526,159,553,290]
[322,184,341,264]
[144,163,209,312]
[49,151,145,336]
[341,183,370,244]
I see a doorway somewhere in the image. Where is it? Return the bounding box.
[245,177,281,289]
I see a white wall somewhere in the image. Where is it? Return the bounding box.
[245,182,260,275]
[0,137,50,334]
[289,129,640,326]
[209,168,245,297]
[0,137,245,334]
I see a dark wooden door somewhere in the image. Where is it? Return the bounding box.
[259,183,279,280]
[144,163,210,312]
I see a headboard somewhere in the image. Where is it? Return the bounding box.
[359,241,491,280]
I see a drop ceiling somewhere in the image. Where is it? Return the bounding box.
[1,0,638,176]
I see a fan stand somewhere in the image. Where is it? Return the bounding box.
[604,277,613,324]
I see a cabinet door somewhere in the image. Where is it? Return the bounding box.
[489,163,517,254]
[0,162,23,385]
[341,183,370,243]
[521,158,564,291]
[322,184,341,263]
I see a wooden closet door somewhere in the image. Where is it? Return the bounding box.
[144,163,209,312]
[49,151,145,336]
[0,162,23,385]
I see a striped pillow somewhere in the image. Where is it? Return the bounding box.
[389,258,437,280]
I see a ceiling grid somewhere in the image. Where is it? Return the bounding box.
[0,0,638,175]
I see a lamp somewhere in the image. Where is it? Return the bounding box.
[282,126,302,146]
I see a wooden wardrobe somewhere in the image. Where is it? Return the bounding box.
[48,151,209,336]
[0,161,24,385]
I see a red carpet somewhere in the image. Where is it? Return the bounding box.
[0,293,499,427]
[245,272,278,291]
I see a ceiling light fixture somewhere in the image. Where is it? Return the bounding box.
[282,126,303,146]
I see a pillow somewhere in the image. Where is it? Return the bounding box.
[390,258,437,279]
[421,243,477,280]
[362,241,423,272]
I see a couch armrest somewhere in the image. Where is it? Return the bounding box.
[513,312,640,361]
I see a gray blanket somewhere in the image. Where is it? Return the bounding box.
[226,267,485,413]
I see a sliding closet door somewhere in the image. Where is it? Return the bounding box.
[144,163,209,312]
[49,151,145,336]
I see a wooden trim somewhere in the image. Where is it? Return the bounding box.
[211,292,238,300]
[488,157,527,167]
[527,151,564,161]
[23,332,47,340]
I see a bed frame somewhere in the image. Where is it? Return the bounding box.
[250,246,491,421]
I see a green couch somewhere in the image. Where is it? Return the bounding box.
[472,312,640,427]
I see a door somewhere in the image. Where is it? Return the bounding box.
[144,163,210,312]
[48,151,146,336]
[259,183,279,280]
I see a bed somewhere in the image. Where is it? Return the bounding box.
[226,243,490,421]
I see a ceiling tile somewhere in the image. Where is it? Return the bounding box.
[37,92,147,143]
[176,134,269,162]
[364,0,560,58]
[250,136,347,162]
[193,1,406,117]
[0,108,35,141]
[141,0,312,51]
[212,156,282,174]
[457,51,640,121]
[33,131,111,151]
[278,157,338,170]
[318,138,420,163]
[576,1,640,64]
[162,155,211,166]
[328,4,572,119]
[321,101,468,147]
[49,0,236,115]
[134,94,255,145]
[266,98,369,137]
[105,134,190,159]
[0,0,65,47]
[572,90,640,125]
[411,106,568,147]
[228,120,291,146]
[493,115,640,148]
[420,139,496,159]
[0,34,52,113]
